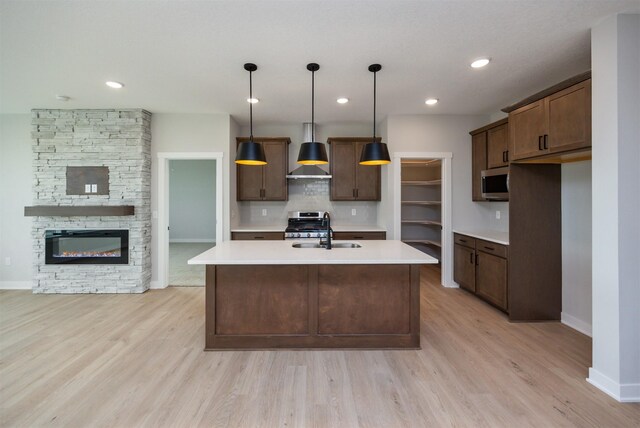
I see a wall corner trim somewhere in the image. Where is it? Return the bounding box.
[587,368,640,403]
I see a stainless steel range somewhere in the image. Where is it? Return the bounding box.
[284,211,329,240]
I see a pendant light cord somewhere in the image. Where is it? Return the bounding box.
[373,69,377,139]
[311,69,315,142]
[249,69,254,140]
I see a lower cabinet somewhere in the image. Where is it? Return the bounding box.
[333,231,386,240]
[454,233,508,312]
[231,232,284,240]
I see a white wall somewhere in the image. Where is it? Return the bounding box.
[169,160,216,242]
[561,161,592,336]
[0,114,32,288]
[151,113,232,283]
[382,114,509,237]
[590,13,640,402]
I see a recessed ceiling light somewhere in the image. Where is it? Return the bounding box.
[105,81,124,89]
[425,98,438,105]
[471,58,490,68]
[337,97,349,104]
[56,95,70,101]
[247,97,259,104]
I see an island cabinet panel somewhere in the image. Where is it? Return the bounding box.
[215,265,308,335]
[317,265,410,334]
[205,263,421,349]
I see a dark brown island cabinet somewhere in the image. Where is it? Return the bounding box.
[469,118,509,201]
[506,76,591,162]
[236,137,290,201]
[328,137,381,201]
[454,233,508,312]
[231,232,284,240]
[332,231,386,240]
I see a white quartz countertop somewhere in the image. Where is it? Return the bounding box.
[231,225,386,232]
[453,230,509,245]
[188,240,436,265]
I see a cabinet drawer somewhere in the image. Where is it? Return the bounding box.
[333,232,386,240]
[476,239,508,258]
[454,233,475,249]
[231,232,284,241]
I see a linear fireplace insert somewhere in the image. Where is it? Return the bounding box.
[45,230,129,264]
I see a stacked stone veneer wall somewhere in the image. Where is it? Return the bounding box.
[31,109,151,293]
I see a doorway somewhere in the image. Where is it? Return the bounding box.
[393,152,453,287]
[157,152,224,289]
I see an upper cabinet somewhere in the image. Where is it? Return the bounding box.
[507,77,591,162]
[328,138,381,201]
[236,137,290,201]
[469,118,507,201]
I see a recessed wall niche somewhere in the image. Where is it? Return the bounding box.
[66,166,109,195]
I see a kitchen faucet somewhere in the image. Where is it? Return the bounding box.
[321,211,332,250]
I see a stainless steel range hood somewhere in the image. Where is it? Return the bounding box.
[286,123,332,179]
[286,164,331,179]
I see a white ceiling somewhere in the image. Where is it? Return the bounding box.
[1,0,638,125]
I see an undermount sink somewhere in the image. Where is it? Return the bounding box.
[291,242,362,249]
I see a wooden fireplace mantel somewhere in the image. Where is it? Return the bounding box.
[24,206,135,217]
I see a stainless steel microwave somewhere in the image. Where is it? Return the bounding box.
[481,167,509,201]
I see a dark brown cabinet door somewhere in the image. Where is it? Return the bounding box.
[475,251,508,311]
[330,140,357,200]
[354,141,381,201]
[329,138,381,201]
[454,244,476,292]
[262,141,288,200]
[487,123,509,168]
[237,162,263,200]
[547,80,591,153]
[471,132,487,201]
[236,138,290,201]
[509,99,547,161]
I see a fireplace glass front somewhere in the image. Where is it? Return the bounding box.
[45,230,129,264]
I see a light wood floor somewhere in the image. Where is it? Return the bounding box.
[1,266,638,427]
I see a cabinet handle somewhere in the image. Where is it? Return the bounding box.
[254,236,264,239]
[469,252,473,264]
[543,134,548,149]
[505,150,509,162]
[476,254,479,265]
[538,135,543,150]
[353,189,356,198]
[353,236,364,239]
[484,246,494,251]
[459,239,467,243]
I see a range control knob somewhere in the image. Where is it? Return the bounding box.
[306,233,311,238]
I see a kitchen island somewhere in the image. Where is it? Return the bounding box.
[189,240,437,350]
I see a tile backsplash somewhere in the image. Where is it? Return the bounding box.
[237,179,378,226]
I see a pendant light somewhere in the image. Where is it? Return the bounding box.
[360,64,391,165]
[297,63,328,165]
[235,63,267,165]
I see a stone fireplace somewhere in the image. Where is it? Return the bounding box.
[30,109,151,293]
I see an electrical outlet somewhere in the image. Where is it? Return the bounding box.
[85,184,91,193]
[351,209,357,216]
[496,210,501,220]
[262,209,267,217]
[4,257,10,266]
[91,184,97,193]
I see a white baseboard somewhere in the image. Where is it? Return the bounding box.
[0,281,32,290]
[169,239,215,243]
[588,368,640,402]
[150,280,167,289]
[561,312,592,337]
